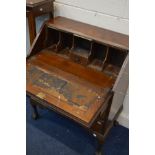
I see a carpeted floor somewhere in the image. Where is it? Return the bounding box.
[26,96,129,155]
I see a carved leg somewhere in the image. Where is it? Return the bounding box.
[30,99,39,120]
[31,104,39,120]
[94,93,114,155]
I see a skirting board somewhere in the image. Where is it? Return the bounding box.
[118,112,129,128]
[117,91,129,128]
[110,107,129,128]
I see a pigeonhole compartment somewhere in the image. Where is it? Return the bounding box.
[88,42,108,71]
[45,27,60,51]
[102,47,128,78]
[56,31,73,59]
[70,35,92,65]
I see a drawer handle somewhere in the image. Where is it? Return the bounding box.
[40,8,43,11]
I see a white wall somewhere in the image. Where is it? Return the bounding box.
[118,88,129,127]
[54,0,129,128]
[54,0,129,34]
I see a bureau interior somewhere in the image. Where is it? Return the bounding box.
[43,27,128,77]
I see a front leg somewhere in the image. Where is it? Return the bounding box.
[95,138,104,155]
[30,99,39,120]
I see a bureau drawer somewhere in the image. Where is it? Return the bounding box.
[70,53,89,65]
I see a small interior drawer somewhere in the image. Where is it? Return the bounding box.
[70,53,89,65]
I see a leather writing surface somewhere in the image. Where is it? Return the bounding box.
[27,65,101,111]
[26,55,111,126]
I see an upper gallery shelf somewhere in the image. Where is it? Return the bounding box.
[46,16,129,50]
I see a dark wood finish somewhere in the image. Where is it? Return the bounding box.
[30,98,39,119]
[27,51,114,127]
[27,12,37,45]
[26,0,54,45]
[26,17,129,155]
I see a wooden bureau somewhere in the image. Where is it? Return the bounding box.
[26,17,129,155]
